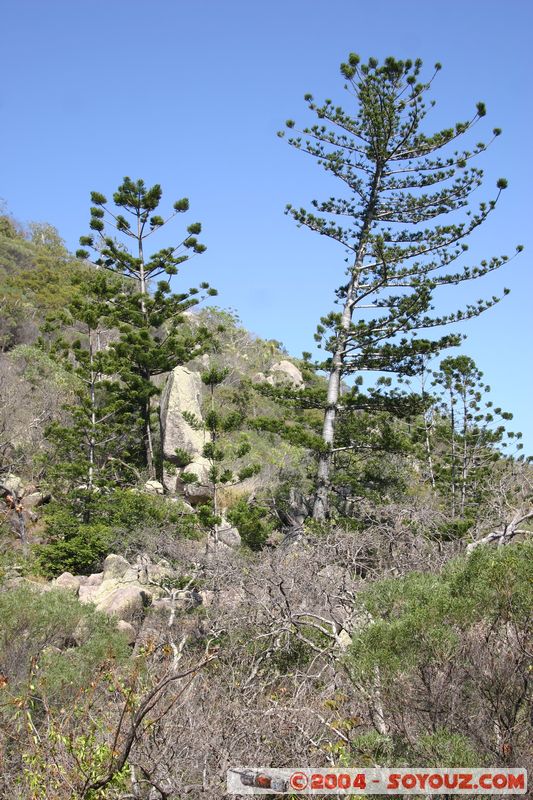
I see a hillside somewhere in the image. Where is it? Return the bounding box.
[0,204,531,799]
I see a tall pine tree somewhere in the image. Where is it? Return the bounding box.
[280,55,522,519]
[76,178,216,478]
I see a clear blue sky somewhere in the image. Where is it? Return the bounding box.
[2,0,532,453]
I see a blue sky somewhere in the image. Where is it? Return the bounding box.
[2,0,532,453]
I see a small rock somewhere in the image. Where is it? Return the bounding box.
[217,521,241,549]
[53,572,81,595]
[42,645,62,656]
[102,554,131,582]
[148,559,174,583]
[199,590,215,607]
[117,620,137,645]
[337,629,352,650]
[78,584,99,604]
[1,473,23,496]
[178,459,213,505]
[144,479,164,495]
[22,491,51,509]
[270,360,304,388]
[86,572,103,586]
[73,618,91,646]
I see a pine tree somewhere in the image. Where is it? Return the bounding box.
[280,54,522,519]
[44,270,139,493]
[76,177,216,478]
[430,355,521,519]
[183,365,260,550]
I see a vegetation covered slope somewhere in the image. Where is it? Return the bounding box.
[0,52,531,799]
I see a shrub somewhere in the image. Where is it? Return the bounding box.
[35,489,199,576]
[0,586,130,703]
[226,497,275,551]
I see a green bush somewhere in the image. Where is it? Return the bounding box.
[346,543,533,767]
[35,489,199,577]
[0,586,130,704]
[35,511,112,577]
[227,497,275,550]
[350,542,533,681]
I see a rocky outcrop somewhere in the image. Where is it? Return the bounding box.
[252,360,304,389]
[216,518,241,549]
[50,554,178,633]
[160,366,213,504]
[160,367,207,462]
[144,479,164,495]
[270,360,304,388]
[0,473,23,496]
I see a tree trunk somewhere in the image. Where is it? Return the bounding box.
[312,166,383,520]
[137,211,156,479]
[88,327,96,490]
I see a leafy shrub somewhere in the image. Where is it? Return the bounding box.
[226,497,275,550]
[0,586,129,703]
[35,489,199,576]
[347,543,533,767]
[351,542,533,679]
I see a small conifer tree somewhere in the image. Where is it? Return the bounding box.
[76,178,216,477]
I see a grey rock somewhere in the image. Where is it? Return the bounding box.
[198,590,215,607]
[160,367,208,463]
[116,620,137,645]
[53,572,81,595]
[22,491,51,509]
[144,479,164,495]
[270,360,304,388]
[78,584,100,604]
[178,459,213,505]
[1,473,22,496]
[337,629,352,650]
[217,521,241,549]
[95,585,152,622]
[102,554,131,582]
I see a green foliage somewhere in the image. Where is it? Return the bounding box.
[76,177,215,477]
[350,542,533,681]
[226,497,275,550]
[0,586,129,701]
[0,218,86,351]
[428,355,522,518]
[35,489,197,576]
[346,543,532,767]
[186,362,263,542]
[21,730,129,799]
[35,508,113,577]
[41,268,143,492]
[282,53,521,518]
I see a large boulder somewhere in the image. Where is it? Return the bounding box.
[177,458,213,505]
[21,490,51,509]
[1,473,23,496]
[102,554,131,582]
[160,366,214,504]
[94,585,151,622]
[52,572,82,595]
[270,360,304,388]
[160,367,208,463]
[144,479,164,496]
[216,519,241,549]
[78,555,183,626]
